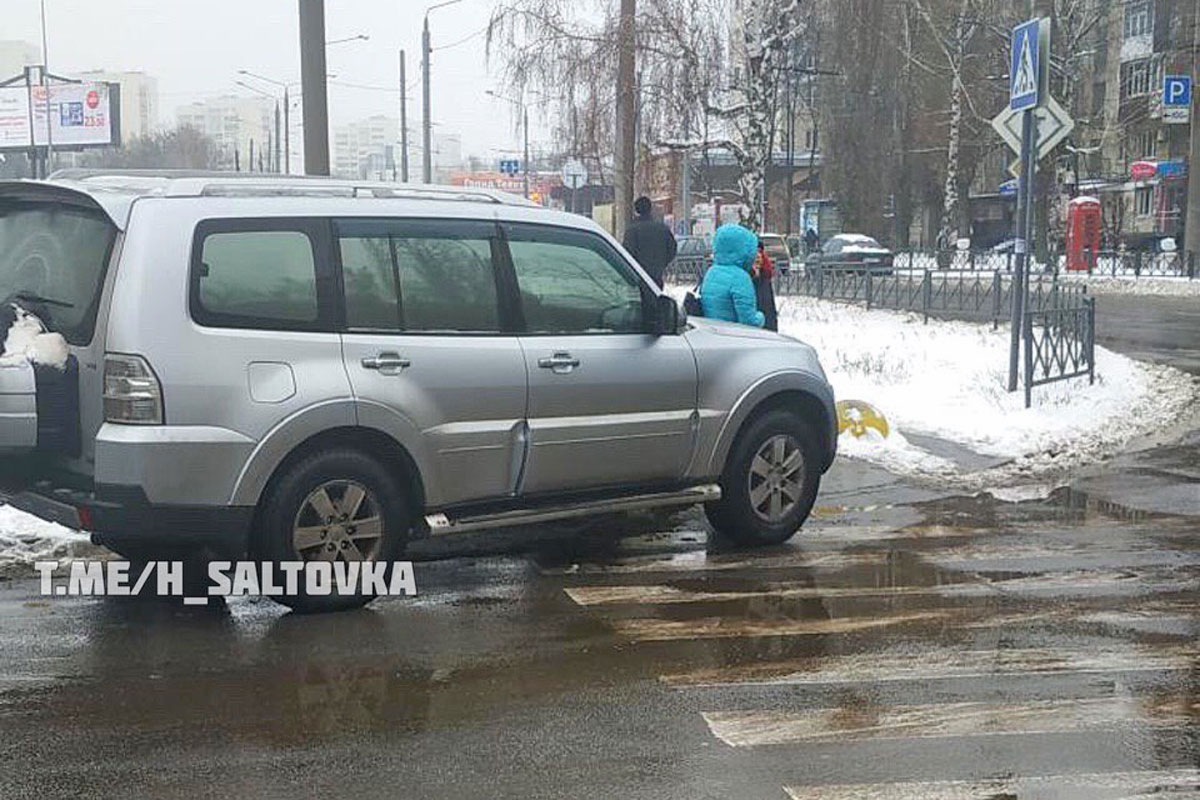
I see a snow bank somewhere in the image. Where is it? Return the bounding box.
[0,304,69,369]
[0,505,102,577]
[1059,275,1200,298]
[774,297,1195,487]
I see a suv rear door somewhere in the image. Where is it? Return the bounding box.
[335,219,528,508]
[0,192,118,467]
[503,221,698,495]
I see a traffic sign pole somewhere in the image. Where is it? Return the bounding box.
[1008,109,1036,392]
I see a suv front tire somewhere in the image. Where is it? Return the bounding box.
[705,409,821,547]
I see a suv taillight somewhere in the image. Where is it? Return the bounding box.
[103,354,163,425]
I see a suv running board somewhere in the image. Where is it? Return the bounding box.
[425,484,721,536]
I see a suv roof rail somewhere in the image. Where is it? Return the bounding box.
[46,168,532,207]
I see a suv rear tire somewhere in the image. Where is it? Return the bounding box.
[258,448,411,613]
[705,409,821,547]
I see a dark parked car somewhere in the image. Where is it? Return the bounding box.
[808,234,894,275]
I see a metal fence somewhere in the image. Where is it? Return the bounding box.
[893,249,1196,279]
[675,248,1196,279]
[1023,298,1096,408]
[770,267,1089,330]
[666,262,1097,407]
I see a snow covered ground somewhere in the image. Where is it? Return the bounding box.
[0,505,102,577]
[1059,274,1200,298]
[772,296,1196,487]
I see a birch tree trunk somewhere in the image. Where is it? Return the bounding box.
[937,1,968,253]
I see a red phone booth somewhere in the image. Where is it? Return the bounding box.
[1066,196,1103,272]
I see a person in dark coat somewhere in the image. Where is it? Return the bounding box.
[753,238,779,332]
[622,196,677,287]
[804,226,819,254]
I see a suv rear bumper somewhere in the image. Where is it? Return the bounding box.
[6,482,252,558]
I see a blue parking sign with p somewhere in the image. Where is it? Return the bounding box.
[1163,76,1192,123]
[1164,76,1192,108]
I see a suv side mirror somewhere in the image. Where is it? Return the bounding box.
[649,294,683,335]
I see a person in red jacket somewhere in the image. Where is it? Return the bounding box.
[753,237,779,331]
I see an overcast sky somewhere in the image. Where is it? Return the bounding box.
[5,0,543,159]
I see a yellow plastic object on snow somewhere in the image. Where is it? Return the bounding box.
[837,400,890,440]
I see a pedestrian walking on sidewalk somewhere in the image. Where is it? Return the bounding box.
[622,196,677,287]
[700,224,765,328]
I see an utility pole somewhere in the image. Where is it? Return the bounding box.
[523,106,530,199]
[298,0,330,175]
[1185,0,1200,272]
[614,0,637,239]
[273,100,281,172]
[282,86,290,174]
[40,0,53,175]
[785,55,794,237]
[400,49,409,182]
[422,20,432,183]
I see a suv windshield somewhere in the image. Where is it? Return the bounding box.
[0,200,117,344]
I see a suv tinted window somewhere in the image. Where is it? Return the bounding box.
[337,220,502,333]
[194,226,320,328]
[0,201,116,345]
[505,223,644,334]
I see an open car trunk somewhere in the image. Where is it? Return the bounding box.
[0,183,119,495]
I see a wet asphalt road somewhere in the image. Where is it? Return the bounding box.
[0,295,1197,799]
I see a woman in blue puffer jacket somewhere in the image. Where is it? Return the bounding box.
[699,224,766,328]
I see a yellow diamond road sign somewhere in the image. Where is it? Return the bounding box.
[991,94,1074,163]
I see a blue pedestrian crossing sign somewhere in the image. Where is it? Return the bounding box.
[499,159,520,176]
[1010,19,1047,112]
[1163,76,1192,124]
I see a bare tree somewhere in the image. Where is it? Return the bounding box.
[76,126,222,170]
[489,0,810,230]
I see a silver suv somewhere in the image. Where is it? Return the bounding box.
[0,171,835,611]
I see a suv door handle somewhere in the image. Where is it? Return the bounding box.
[361,352,411,372]
[537,352,581,373]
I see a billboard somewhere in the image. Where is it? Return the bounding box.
[0,82,120,151]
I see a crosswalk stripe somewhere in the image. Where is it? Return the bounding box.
[603,597,1195,642]
[540,542,1200,577]
[702,695,1199,747]
[565,582,985,607]
[538,549,890,576]
[661,645,1195,688]
[609,610,947,641]
[563,568,1194,607]
[782,769,1200,800]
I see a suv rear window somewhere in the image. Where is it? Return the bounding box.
[191,219,333,331]
[0,200,117,345]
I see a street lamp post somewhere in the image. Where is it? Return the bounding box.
[422,0,464,184]
[239,71,292,174]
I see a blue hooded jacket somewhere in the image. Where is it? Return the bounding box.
[700,225,766,327]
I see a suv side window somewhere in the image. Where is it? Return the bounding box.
[504,223,645,334]
[336,219,503,333]
[191,219,331,330]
